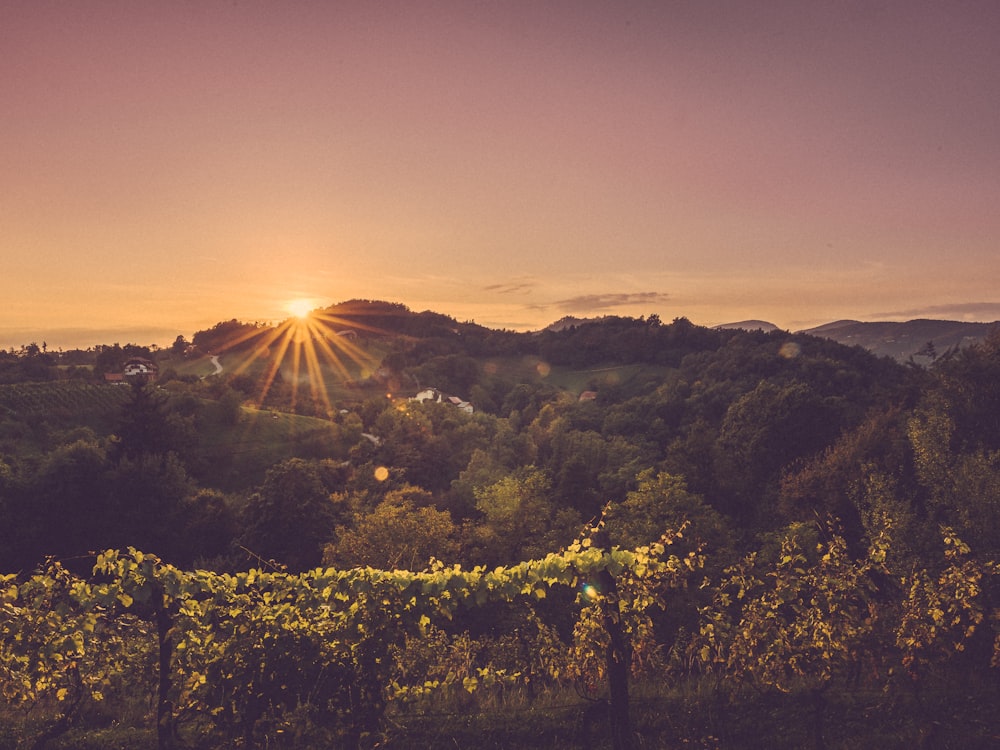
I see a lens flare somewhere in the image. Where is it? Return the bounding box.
[779,341,802,359]
[203,302,388,418]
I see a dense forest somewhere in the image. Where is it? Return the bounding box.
[2,300,999,749]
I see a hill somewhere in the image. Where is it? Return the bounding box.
[714,320,780,333]
[540,315,998,363]
[798,318,999,362]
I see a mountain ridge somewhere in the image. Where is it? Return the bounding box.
[691,315,1000,362]
[796,318,1000,362]
[191,304,1000,365]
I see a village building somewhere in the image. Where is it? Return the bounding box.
[411,387,474,413]
[103,357,159,384]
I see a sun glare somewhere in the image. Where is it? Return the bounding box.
[287,298,314,319]
[207,300,388,420]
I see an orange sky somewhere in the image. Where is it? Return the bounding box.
[3,1,999,350]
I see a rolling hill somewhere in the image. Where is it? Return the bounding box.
[798,318,999,362]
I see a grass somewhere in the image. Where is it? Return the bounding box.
[5,679,1000,750]
[471,355,669,400]
[379,682,1000,750]
[192,405,347,491]
[161,353,219,380]
[546,363,667,397]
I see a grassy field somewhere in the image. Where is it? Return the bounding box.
[546,362,668,397]
[0,378,352,491]
[191,405,348,491]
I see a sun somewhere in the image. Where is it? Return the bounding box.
[207,299,386,419]
[286,298,314,319]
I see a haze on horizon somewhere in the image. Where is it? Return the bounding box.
[3,1,999,351]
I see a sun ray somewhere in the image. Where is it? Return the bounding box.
[212,323,273,355]
[302,330,333,415]
[307,321,361,380]
[194,301,401,418]
[227,324,287,378]
[257,324,296,405]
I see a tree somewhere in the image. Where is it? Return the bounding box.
[326,486,460,569]
[472,468,581,564]
[606,469,727,554]
[546,427,614,517]
[32,437,113,558]
[240,459,343,572]
[176,488,239,568]
[170,335,189,357]
[715,379,842,518]
[779,408,908,542]
[107,451,194,560]
[0,458,22,570]
[931,328,1000,451]
[908,392,1000,557]
[213,387,244,426]
[111,381,189,463]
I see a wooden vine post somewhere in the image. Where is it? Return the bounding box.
[155,594,175,750]
[593,527,633,750]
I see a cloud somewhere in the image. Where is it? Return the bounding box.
[552,292,671,314]
[871,302,1000,321]
[483,278,538,295]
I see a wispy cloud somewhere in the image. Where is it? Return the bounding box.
[483,278,538,295]
[871,302,1000,321]
[551,292,670,314]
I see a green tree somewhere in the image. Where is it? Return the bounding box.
[472,468,581,564]
[606,469,727,554]
[240,458,343,571]
[32,437,113,558]
[715,379,842,518]
[111,381,189,463]
[213,386,244,426]
[107,452,194,560]
[908,392,1000,557]
[931,328,1000,451]
[326,486,460,570]
[170,334,189,357]
[177,488,239,568]
[779,408,908,541]
[0,458,21,570]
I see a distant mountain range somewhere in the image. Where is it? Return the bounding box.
[545,314,998,363]
[717,318,999,362]
[799,319,1000,362]
[713,320,780,333]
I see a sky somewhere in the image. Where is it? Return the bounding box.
[3,0,999,350]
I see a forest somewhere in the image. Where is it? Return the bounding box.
[2,300,999,749]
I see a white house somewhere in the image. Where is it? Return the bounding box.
[410,387,473,413]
